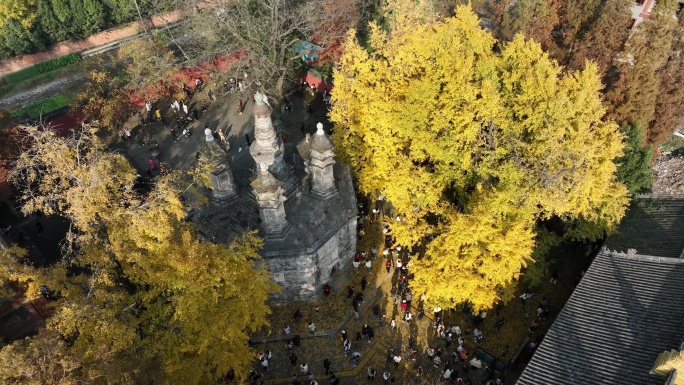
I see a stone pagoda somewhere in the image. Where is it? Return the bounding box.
[201,128,237,201]
[197,93,357,303]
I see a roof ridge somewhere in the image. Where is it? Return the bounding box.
[599,249,684,264]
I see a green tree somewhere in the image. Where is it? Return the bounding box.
[9,125,276,384]
[35,0,71,44]
[50,0,74,30]
[330,4,628,310]
[0,18,44,58]
[69,0,106,37]
[103,0,137,24]
[615,123,653,194]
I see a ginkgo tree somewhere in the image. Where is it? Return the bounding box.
[3,124,276,384]
[330,2,629,310]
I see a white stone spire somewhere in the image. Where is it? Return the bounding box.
[309,122,337,198]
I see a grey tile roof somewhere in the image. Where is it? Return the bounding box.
[516,251,684,385]
[605,196,684,259]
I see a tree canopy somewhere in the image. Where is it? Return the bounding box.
[614,123,653,194]
[3,124,276,384]
[330,4,629,310]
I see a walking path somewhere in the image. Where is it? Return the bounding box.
[0,10,183,77]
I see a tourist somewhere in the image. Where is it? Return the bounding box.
[238,99,244,114]
[382,371,391,384]
[353,257,360,271]
[308,322,315,334]
[426,347,435,359]
[367,367,376,380]
[437,323,445,337]
[365,258,372,270]
[385,260,392,274]
[404,311,412,324]
[149,157,157,172]
[323,284,331,297]
[351,352,361,367]
[260,356,268,371]
[347,285,354,300]
[433,355,441,368]
[361,277,368,291]
[285,340,294,350]
[474,328,483,343]
[289,352,298,366]
[300,362,308,374]
[35,219,44,235]
[284,325,291,334]
[323,358,331,375]
[520,292,534,305]
[343,339,351,356]
[529,319,539,333]
[329,373,340,385]
[393,355,401,366]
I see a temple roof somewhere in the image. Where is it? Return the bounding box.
[605,195,684,259]
[517,251,684,385]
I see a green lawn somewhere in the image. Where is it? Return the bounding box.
[10,93,74,119]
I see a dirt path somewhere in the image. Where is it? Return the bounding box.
[0,74,82,111]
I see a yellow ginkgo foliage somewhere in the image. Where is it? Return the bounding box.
[7,124,276,384]
[330,5,628,310]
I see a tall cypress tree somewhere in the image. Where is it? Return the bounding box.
[604,0,679,130]
[650,14,684,145]
[499,0,560,50]
[568,0,633,74]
